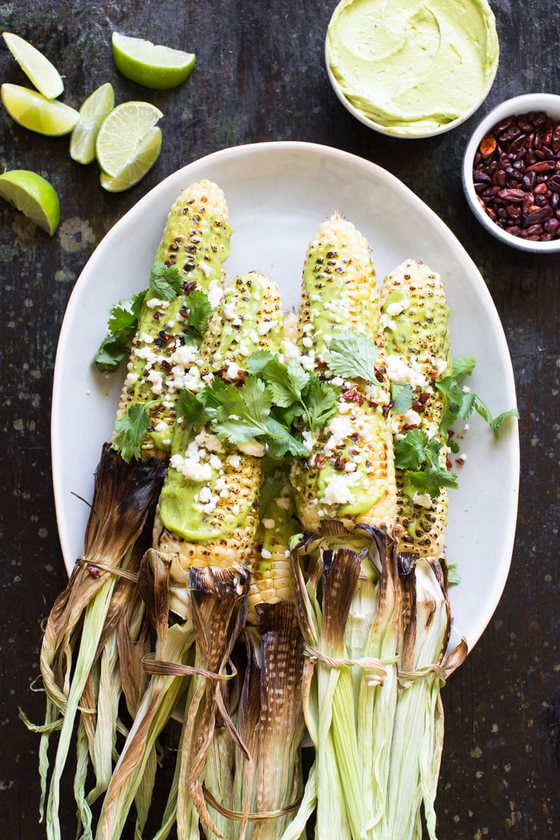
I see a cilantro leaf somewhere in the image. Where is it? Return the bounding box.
[265,417,309,458]
[324,331,379,382]
[404,466,458,499]
[94,292,145,372]
[391,383,413,414]
[436,356,519,438]
[149,262,183,300]
[112,402,157,463]
[261,357,310,408]
[184,289,212,340]
[246,350,278,375]
[212,376,273,444]
[176,389,216,437]
[304,377,339,432]
[394,429,457,499]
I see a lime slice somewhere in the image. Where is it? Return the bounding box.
[2,31,64,99]
[111,32,195,90]
[0,169,60,235]
[95,100,163,177]
[100,125,162,192]
[1,83,79,135]
[70,82,115,165]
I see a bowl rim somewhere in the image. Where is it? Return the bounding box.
[462,92,560,253]
[324,37,499,140]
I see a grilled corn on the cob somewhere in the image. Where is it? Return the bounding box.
[114,179,232,460]
[381,258,451,562]
[154,271,284,617]
[290,212,396,532]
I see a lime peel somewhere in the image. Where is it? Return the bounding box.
[111,31,195,90]
[0,169,60,235]
[2,31,64,99]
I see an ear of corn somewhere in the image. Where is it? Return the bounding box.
[290,212,396,533]
[114,179,232,461]
[380,258,451,565]
[155,270,284,613]
[246,471,299,625]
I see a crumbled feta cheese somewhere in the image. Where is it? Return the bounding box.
[402,408,422,427]
[386,298,408,317]
[322,473,358,505]
[283,338,301,360]
[198,260,212,277]
[237,439,265,457]
[258,320,275,336]
[148,370,163,394]
[324,414,354,453]
[435,358,448,377]
[386,354,428,389]
[170,454,213,482]
[146,297,169,310]
[262,518,276,530]
[223,361,241,381]
[227,454,242,469]
[140,332,154,344]
[125,372,139,388]
[207,280,223,309]
[412,492,433,509]
[199,487,213,504]
[195,432,224,453]
[171,344,199,366]
[261,548,272,559]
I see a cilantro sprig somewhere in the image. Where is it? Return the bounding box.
[94,262,211,372]
[112,401,159,463]
[176,352,341,460]
[393,355,518,497]
[435,356,518,442]
[394,430,458,499]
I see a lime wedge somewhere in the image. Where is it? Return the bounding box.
[100,125,162,192]
[1,83,79,135]
[111,32,195,90]
[70,82,115,165]
[0,169,60,235]
[2,31,64,99]
[95,100,163,177]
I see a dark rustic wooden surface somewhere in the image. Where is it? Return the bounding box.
[1,1,559,838]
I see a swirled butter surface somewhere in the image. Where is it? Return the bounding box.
[326,0,499,136]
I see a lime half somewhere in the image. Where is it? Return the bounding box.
[0,169,60,235]
[1,83,79,135]
[70,82,115,165]
[2,31,64,99]
[112,32,195,90]
[100,125,162,192]
[95,100,163,177]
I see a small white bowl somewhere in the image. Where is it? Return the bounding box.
[462,93,560,253]
[325,39,498,140]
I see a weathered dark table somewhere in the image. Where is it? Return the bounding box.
[1,1,559,838]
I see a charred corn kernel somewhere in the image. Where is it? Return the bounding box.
[247,479,299,625]
[291,212,397,532]
[381,258,451,560]
[114,179,232,459]
[154,272,284,617]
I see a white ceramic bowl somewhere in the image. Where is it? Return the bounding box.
[324,39,498,140]
[462,93,560,253]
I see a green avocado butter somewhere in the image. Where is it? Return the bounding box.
[326,0,499,136]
